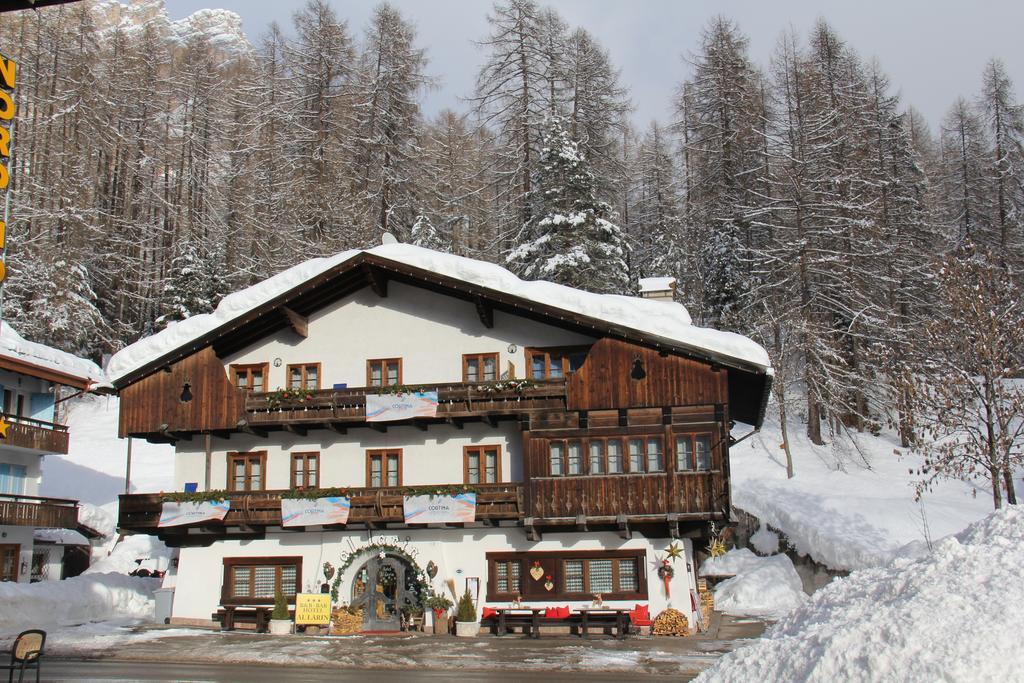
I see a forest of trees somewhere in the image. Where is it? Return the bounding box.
[1,1,1021,504]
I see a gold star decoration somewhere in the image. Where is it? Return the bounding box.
[0,417,9,438]
[665,542,685,562]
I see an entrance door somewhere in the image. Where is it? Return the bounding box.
[0,544,20,582]
[350,555,419,631]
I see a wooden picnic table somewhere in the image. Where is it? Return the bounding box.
[490,607,631,639]
[574,607,631,639]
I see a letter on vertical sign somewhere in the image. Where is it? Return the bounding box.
[0,57,14,90]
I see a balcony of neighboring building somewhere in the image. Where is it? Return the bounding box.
[0,413,70,454]
[0,493,78,529]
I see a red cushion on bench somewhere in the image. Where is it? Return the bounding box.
[481,607,498,620]
[558,606,571,619]
[630,604,652,626]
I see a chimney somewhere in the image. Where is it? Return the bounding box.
[638,277,677,303]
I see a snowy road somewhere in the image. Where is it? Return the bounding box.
[40,658,688,682]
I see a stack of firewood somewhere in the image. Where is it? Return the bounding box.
[652,608,690,636]
[697,578,715,626]
[330,607,364,635]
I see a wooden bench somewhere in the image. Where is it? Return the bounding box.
[487,608,630,639]
[213,605,278,632]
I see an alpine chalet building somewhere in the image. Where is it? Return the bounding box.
[111,242,772,631]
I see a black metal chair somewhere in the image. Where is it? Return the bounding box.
[1,629,45,683]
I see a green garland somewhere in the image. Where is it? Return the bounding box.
[472,379,538,393]
[161,490,231,503]
[399,484,479,497]
[161,486,480,504]
[372,384,428,396]
[329,542,432,604]
[265,387,316,409]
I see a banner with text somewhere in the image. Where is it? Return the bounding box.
[403,493,476,524]
[158,500,230,527]
[295,594,332,625]
[366,391,438,422]
[281,496,351,527]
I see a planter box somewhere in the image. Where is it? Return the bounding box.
[269,619,292,635]
[455,620,480,637]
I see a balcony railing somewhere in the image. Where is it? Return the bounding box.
[243,379,568,427]
[119,482,525,533]
[0,493,78,529]
[0,413,69,454]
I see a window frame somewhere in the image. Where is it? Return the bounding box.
[290,451,320,489]
[230,363,269,393]
[544,434,674,476]
[463,445,503,484]
[221,556,303,606]
[675,432,714,472]
[227,451,268,492]
[462,352,500,383]
[525,346,590,380]
[365,449,403,488]
[366,358,403,387]
[485,550,647,602]
[286,363,321,391]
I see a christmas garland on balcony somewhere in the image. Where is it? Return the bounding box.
[265,387,316,409]
[329,542,432,604]
[161,489,232,504]
[472,379,538,394]
[160,485,483,504]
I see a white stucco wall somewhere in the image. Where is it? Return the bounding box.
[169,529,697,626]
[223,281,595,391]
[174,422,522,492]
[0,525,34,583]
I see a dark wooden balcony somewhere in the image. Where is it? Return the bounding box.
[1,414,69,454]
[118,483,525,539]
[528,471,727,522]
[242,379,568,430]
[0,494,78,529]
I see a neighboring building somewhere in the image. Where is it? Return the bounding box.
[0,323,103,583]
[110,243,772,630]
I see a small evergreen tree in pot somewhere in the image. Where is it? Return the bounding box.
[455,589,479,637]
[269,588,292,635]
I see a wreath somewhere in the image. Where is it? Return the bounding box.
[329,542,432,604]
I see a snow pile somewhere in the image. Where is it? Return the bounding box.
[729,419,998,571]
[0,573,158,636]
[749,525,780,555]
[697,506,1024,683]
[700,549,806,619]
[107,242,769,383]
[34,528,90,546]
[0,322,103,383]
[638,276,676,293]
[87,534,174,576]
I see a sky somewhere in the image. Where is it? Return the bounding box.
[167,0,1024,132]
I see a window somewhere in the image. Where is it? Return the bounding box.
[676,434,713,471]
[290,452,319,489]
[549,442,564,476]
[0,463,27,495]
[463,353,499,383]
[492,559,522,597]
[486,551,646,601]
[227,452,266,492]
[627,436,664,473]
[222,557,302,605]
[464,445,502,484]
[367,358,402,387]
[231,363,268,393]
[567,441,583,475]
[589,441,606,475]
[526,347,589,380]
[366,449,402,487]
[607,439,624,474]
[287,363,320,391]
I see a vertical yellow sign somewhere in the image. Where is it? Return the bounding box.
[0,52,14,285]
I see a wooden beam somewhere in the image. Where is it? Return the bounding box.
[166,431,191,442]
[524,517,541,542]
[324,423,347,435]
[369,422,388,433]
[236,420,268,438]
[616,514,631,540]
[414,421,428,432]
[667,512,681,539]
[618,409,628,427]
[211,430,232,440]
[484,414,498,428]
[575,514,587,531]
[284,424,307,437]
[474,295,494,328]
[446,417,464,430]
[363,264,388,297]
[279,306,308,338]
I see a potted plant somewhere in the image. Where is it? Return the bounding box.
[269,588,292,635]
[455,589,479,637]
[423,593,453,635]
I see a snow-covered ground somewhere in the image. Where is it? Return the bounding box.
[697,506,1024,682]
[729,419,1001,571]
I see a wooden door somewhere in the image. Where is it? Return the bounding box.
[0,544,19,582]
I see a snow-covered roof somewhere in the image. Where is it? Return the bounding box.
[33,528,91,546]
[107,243,771,384]
[638,276,676,293]
[0,322,104,385]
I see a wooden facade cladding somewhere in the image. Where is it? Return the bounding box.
[118,346,247,438]
[0,416,69,454]
[567,338,728,411]
[0,494,78,529]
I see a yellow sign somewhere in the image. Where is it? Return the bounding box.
[294,593,331,625]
